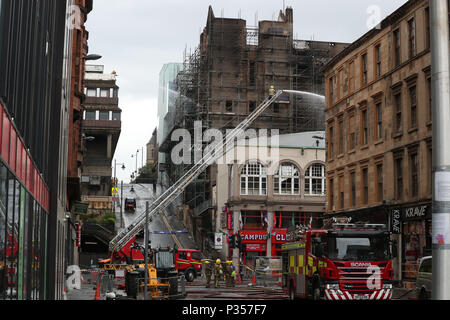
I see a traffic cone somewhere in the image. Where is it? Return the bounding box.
[252,273,256,286]
[238,273,242,284]
[94,280,101,300]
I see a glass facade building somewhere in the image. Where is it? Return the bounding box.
[0,102,50,300]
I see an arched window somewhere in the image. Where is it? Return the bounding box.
[240,162,267,195]
[274,163,300,195]
[305,163,326,195]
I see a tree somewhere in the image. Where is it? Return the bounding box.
[134,162,157,184]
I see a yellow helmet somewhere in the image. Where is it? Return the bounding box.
[205,260,209,264]
[216,259,221,264]
[227,261,233,265]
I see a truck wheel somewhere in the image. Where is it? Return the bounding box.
[419,288,429,300]
[312,282,321,300]
[185,269,195,282]
[289,283,296,300]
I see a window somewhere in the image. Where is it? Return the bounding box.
[376,164,383,202]
[361,53,368,85]
[99,110,109,121]
[348,113,356,150]
[393,29,401,66]
[84,110,96,120]
[249,62,256,87]
[328,76,334,106]
[338,68,344,99]
[410,152,419,198]
[339,175,344,209]
[274,163,300,195]
[86,88,97,97]
[249,101,256,113]
[350,171,356,207]
[273,103,279,113]
[375,102,382,140]
[409,85,417,128]
[395,157,403,200]
[349,60,355,93]
[361,108,368,145]
[112,111,121,121]
[338,116,344,154]
[375,44,381,78]
[394,92,402,133]
[362,167,368,204]
[329,178,334,211]
[305,164,326,196]
[408,18,416,58]
[328,124,334,159]
[226,100,233,112]
[240,162,267,195]
[100,88,110,98]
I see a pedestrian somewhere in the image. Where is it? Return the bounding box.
[204,260,212,288]
[214,259,223,288]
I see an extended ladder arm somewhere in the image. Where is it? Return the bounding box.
[109,90,284,253]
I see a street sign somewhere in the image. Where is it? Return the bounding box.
[73,201,89,215]
[214,233,223,249]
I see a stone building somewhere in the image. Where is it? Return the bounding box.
[322,0,445,288]
[81,65,122,213]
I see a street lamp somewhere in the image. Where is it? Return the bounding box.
[113,159,126,187]
[131,149,140,176]
[83,54,102,61]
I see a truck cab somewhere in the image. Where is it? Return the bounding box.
[282,223,395,300]
[175,249,202,282]
[124,198,136,213]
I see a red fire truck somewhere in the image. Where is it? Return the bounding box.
[281,222,396,300]
[111,237,202,282]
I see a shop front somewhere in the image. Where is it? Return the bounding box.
[391,203,431,289]
[239,229,287,267]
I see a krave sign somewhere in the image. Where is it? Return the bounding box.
[403,205,428,220]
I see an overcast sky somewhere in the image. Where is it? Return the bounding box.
[85,0,408,183]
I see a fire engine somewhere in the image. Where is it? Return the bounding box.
[281,221,396,300]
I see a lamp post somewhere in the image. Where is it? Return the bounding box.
[113,159,126,187]
[113,160,126,215]
[131,149,140,182]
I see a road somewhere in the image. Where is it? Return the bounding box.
[115,183,198,250]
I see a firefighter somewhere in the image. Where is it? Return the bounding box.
[204,260,212,288]
[269,85,275,98]
[214,259,223,288]
[225,261,234,288]
[231,262,236,287]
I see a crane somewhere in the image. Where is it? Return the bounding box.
[109,90,284,259]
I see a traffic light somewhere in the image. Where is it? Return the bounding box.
[236,234,241,250]
[229,234,235,248]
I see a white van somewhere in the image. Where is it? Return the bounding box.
[415,256,432,300]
